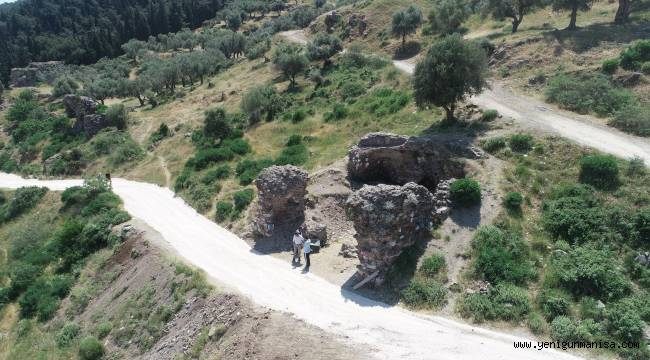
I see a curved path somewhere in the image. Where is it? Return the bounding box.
[0,172,579,360]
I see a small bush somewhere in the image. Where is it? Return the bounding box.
[108,139,144,166]
[550,316,577,342]
[545,73,634,117]
[215,201,233,222]
[503,192,523,211]
[340,80,365,99]
[1,187,48,223]
[56,322,81,348]
[450,178,481,206]
[641,61,650,75]
[527,313,546,334]
[481,137,506,153]
[233,189,254,212]
[508,134,533,153]
[481,109,499,122]
[606,299,645,342]
[79,336,104,360]
[94,322,112,339]
[202,165,231,184]
[627,156,646,176]
[52,77,79,98]
[471,226,536,285]
[236,158,274,185]
[419,253,446,277]
[458,283,530,323]
[189,148,235,170]
[619,39,650,70]
[105,104,128,130]
[323,103,349,122]
[401,278,447,309]
[538,289,571,320]
[361,87,410,116]
[610,103,650,137]
[601,58,619,74]
[149,123,170,143]
[579,154,619,189]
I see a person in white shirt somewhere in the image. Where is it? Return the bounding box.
[303,237,312,268]
[292,230,304,264]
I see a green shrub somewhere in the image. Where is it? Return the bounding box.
[550,316,577,341]
[508,134,533,153]
[187,183,220,212]
[619,39,650,70]
[215,201,234,222]
[340,80,365,99]
[545,73,634,116]
[276,143,308,166]
[481,109,499,121]
[458,283,530,323]
[233,189,254,212]
[189,147,235,170]
[471,226,536,285]
[527,313,546,334]
[361,87,410,116]
[52,77,79,98]
[202,165,231,184]
[538,289,571,320]
[606,298,645,342]
[401,278,447,309]
[419,253,446,277]
[108,139,144,166]
[323,103,349,122]
[601,58,619,74]
[223,138,251,156]
[610,103,650,137]
[0,187,47,223]
[56,322,81,348]
[94,321,112,339]
[550,246,631,300]
[105,104,128,130]
[450,178,481,206]
[579,154,619,189]
[79,336,104,360]
[627,156,646,176]
[149,123,170,143]
[503,192,523,211]
[236,158,274,185]
[642,61,650,75]
[481,137,506,153]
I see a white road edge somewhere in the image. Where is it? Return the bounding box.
[0,172,581,360]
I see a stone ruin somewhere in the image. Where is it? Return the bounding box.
[10,61,64,88]
[345,133,467,286]
[63,94,112,137]
[252,165,309,238]
[348,133,464,191]
[346,183,435,286]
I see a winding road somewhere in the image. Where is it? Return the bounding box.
[0,172,581,359]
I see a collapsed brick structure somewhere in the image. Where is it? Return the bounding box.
[10,61,64,87]
[252,165,309,237]
[346,183,435,286]
[63,94,113,137]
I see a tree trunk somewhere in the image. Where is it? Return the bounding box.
[615,0,632,24]
[512,16,522,33]
[401,34,406,47]
[137,95,145,107]
[568,4,578,30]
[442,105,455,122]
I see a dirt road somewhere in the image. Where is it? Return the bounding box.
[281,28,650,164]
[394,58,650,164]
[0,172,581,360]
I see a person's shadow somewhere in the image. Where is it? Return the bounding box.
[301,265,310,273]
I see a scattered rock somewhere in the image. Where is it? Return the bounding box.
[339,243,357,258]
[252,165,309,237]
[346,182,435,286]
[72,113,113,137]
[302,218,327,246]
[635,252,650,266]
[528,74,547,86]
[613,72,642,87]
[348,133,464,191]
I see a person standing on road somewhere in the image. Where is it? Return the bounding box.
[303,237,312,268]
[292,229,304,264]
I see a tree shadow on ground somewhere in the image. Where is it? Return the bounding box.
[250,219,304,255]
[450,203,481,230]
[393,41,421,60]
[544,20,650,53]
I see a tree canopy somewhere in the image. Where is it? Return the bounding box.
[413,34,488,121]
[391,5,423,46]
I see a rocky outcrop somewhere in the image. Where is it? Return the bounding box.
[63,94,98,119]
[348,133,464,191]
[63,94,112,137]
[432,179,454,222]
[613,72,642,87]
[346,183,435,286]
[252,165,309,237]
[10,61,63,87]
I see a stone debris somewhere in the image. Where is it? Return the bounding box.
[252,165,309,237]
[635,252,650,267]
[346,182,435,286]
[63,94,114,136]
[339,243,357,258]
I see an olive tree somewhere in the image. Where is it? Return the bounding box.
[306,33,342,66]
[413,34,488,122]
[272,43,308,87]
[391,5,423,47]
[551,0,594,30]
[483,0,545,33]
[428,0,470,35]
[614,0,633,24]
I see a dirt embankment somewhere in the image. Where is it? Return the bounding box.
[59,219,367,360]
